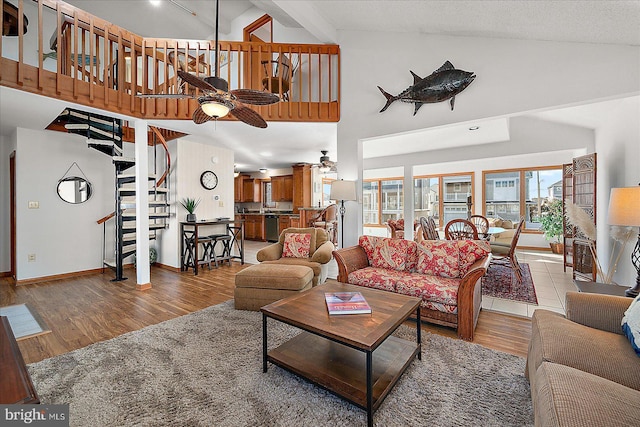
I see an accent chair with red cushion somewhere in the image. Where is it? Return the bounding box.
[333,236,491,340]
[257,227,334,286]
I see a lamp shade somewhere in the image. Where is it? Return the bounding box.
[330,180,356,201]
[201,101,230,118]
[608,187,640,226]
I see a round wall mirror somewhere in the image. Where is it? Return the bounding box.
[57,176,92,204]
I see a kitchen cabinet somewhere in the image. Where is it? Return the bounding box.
[278,215,290,233]
[292,164,312,214]
[243,214,265,241]
[242,179,262,203]
[290,216,300,228]
[271,175,293,202]
[234,175,246,202]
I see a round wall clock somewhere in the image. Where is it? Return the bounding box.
[200,170,218,190]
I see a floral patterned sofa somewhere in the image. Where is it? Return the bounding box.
[333,236,491,340]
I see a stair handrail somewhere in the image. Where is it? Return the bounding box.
[149,126,171,187]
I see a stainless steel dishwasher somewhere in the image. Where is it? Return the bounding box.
[265,215,279,242]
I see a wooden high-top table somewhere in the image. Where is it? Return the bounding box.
[261,282,421,427]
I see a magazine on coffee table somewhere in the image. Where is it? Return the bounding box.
[325,291,372,315]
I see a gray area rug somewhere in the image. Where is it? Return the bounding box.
[28,301,533,426]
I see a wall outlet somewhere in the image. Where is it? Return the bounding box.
[28,201,39,209]
[28,253,36,262]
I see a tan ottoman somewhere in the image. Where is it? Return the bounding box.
[234,264,314,311]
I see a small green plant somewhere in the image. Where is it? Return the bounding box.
[540,199,563,243]
[179,197,200,214]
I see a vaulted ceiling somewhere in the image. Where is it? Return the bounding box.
[2,1,639,171]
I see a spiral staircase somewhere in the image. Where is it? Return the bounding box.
[59,108,172,281]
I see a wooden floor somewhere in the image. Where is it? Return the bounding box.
[1,263,531,364]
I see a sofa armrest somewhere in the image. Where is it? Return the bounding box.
[333,246,369,283]
[256,243,283,262]
[565,291,632,335]
[456,254,491,341]
[311,241,335,264]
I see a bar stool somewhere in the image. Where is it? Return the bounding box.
[207,234,232,267]
[183,231,214,272]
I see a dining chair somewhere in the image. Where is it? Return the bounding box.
[420,216,440,240]
[489,217,525,283]
[444,219,478,240]
[469,215,490,240]
[308,204,338,244]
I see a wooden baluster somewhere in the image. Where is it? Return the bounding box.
[163,40,168,117]
[141,38,146,114]
[89,17,95,101]
[130,41,137,112]
[117,31,123,108]
[72,12,78,98]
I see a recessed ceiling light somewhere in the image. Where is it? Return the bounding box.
[468,126,480,131]
[149,0,161,6]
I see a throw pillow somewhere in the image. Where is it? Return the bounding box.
[359,235,380,264]
[458,240,491,276]
[415,240,460,278]
[622,294,640,357]
[372,238,412,272]
[282,233,312,258]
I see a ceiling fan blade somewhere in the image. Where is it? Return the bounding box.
[136,93,194,99]
[178,70,216,93]
[192,106,214,124]
[229,104,268,128]
[231,89,280,105]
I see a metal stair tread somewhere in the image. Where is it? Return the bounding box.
[88,140,122,155]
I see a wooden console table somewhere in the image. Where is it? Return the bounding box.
[0,316,39,404]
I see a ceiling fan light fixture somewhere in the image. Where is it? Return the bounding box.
[201,101,231,118]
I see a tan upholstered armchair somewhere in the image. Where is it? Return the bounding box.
[256,227,334,286]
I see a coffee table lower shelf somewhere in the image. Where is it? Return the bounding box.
[267,331,419,411]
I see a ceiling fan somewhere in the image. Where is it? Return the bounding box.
[318,150,337,173]
[138,0,279,128]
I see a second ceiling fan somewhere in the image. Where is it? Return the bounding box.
[139,0,280,128]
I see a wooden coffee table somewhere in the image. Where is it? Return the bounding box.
[261,282,421,427]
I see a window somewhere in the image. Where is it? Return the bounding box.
[322,178,334,206]
[363,179,403,226]
[263,181,275,208]
[414,173,473,227]
[484,167,562,230]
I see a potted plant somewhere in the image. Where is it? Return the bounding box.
[540,199,564,254]
[180,197,200,222]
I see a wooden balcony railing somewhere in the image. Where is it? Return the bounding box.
[0,0,340,123]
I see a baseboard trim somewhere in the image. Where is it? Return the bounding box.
[154,263,180,272]
[15,267,105,286]
[0,271,12,278]
[136,282,152,291]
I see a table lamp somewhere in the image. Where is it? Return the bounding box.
[330,180,357,248]
[607,186,640,297]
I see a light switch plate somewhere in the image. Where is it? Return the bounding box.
[28,201,39,209]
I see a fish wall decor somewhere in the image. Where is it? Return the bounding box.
[378,61,475,115]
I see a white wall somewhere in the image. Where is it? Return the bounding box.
[595,97,640,287]
[14,128,115,280]
[0,133,17,273]
[336,29,640,247]
[157,137,235,269]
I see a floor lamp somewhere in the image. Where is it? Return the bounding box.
[330,180,357,248]
[607,186,640,297]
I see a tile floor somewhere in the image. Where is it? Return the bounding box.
[241,241,576,318]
